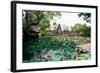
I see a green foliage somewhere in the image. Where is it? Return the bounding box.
[23,36,79,62]
[72,23,91,37]
[23,36,91,62]
[78,13,91,23]
[78,53,91,60]
[22,10,61,38]
[74,37,90,45]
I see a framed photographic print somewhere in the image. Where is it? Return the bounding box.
[11,1,98,72]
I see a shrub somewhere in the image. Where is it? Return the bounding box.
[72,23,91,37]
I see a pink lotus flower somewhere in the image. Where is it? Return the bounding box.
[42,54,48,60]
[78,43,91,52]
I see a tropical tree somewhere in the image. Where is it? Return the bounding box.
[72,23,91,37]
[78,13,91,23]
[22,10,61,41]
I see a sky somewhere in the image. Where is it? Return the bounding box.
[50,12,90,30]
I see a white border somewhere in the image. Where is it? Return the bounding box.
[16,3,96,70]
